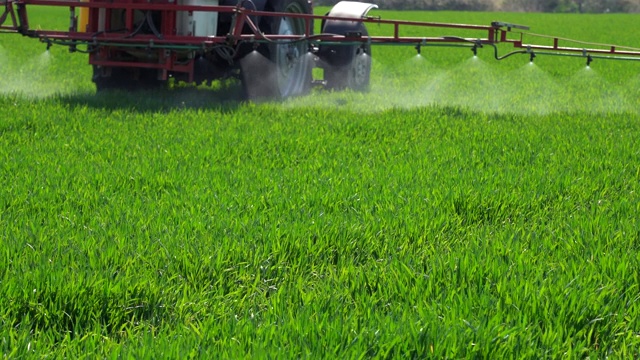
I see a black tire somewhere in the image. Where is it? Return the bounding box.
[93,66,163,92]
[240,0,313,100]
[320,24,372,92]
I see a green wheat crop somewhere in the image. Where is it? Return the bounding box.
[1,6,639,359]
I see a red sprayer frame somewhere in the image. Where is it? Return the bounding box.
[2,0,640,82]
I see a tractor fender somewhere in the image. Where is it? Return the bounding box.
[322,1,378,35]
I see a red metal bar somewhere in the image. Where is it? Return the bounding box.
[242,14,261,39]
[12,0,494,31]
[230,8,248,42]
[163,9,175,37]
[20,1,235,12]
[305,17,311,37]
[125,5,133,31]
[17,2,28,30]
[32,31,498,46]
[0,1,18,32]
[514,44,640,57]
[4,0,640,62]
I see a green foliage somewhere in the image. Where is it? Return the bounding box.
[1,8,640,359]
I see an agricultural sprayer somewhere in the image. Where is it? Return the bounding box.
[2,0,640,99]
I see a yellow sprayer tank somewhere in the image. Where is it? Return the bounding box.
[78,0,89,32]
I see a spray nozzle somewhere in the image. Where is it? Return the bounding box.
[415,39,426,56]
[308,43,316,54]
[586,54,593,67]
[471,41,482,57]
[529,52,536,63]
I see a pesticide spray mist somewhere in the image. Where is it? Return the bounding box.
[1,50,52,97]
[0,44,7,65]
[0,44,88,98]
[0,40,637,111]
[285,52,640,115]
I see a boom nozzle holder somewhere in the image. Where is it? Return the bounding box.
[526,45,536,63]
[583,49,593,67]
[415,38,426,56]
[471,40,483,57]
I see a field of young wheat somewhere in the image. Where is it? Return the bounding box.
[1,6,639,358]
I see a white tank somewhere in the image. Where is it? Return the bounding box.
[177,0,219,37]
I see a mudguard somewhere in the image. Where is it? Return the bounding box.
[322,1,378,35]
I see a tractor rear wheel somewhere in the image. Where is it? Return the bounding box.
[240,0,313,100]
[323,42,371,91]
[320,24,372,92]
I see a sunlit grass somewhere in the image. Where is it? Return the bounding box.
[1,7,640,358]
